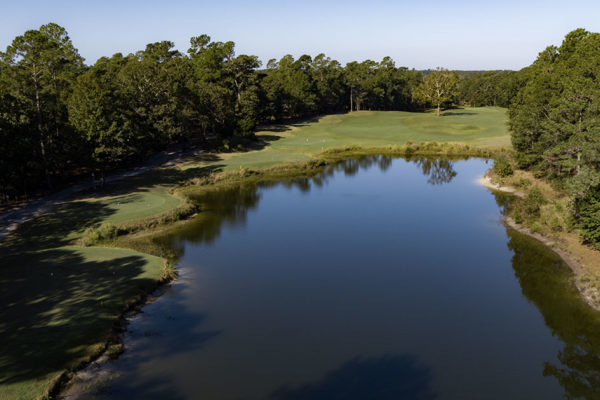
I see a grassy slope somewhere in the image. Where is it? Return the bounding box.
[0,107,509,399]
[215,107,509,170]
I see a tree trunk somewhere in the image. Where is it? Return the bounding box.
[437,102,441,117]
[350,87,353,112]
[34,76,52,189]
[51,70,60,152]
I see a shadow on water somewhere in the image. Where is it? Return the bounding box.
[505,228,600,399]
[489,189,600,399]
[153,159,600,400]
[91,376,188,400]
[269,355,436,400]
[73,298,221,400]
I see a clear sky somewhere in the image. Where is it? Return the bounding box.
[2,0,599,70]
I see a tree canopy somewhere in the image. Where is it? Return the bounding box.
[0,23,433,200]
[507,29,600,248]
[413,67,460,116]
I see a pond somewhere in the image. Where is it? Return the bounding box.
[70,156,600,399]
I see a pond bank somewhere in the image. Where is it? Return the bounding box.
[52,145,502,398]
[478,173,600,312]
[56,156,592,399]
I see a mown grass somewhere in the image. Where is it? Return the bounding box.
[0,107,509,400]
[0,246,166,400]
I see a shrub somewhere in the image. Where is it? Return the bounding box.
[549,216,563,232]
[523,186,546,218]
[82,222,118,246]
[106,344,124,360]
[222,139,231,152]
[575,186,600,249]
[493,156,513,177]
[513,208,524,224]
[514,177,531,189]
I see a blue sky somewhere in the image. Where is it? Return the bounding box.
[2,0,599,70]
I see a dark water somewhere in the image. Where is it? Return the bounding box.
[77,157,600,399]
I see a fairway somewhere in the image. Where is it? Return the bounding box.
[0,108,509,400]
[82,188,181,225]
[221,107,508,170]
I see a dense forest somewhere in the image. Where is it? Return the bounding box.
[1,24,599,247]
[508,29,600,248]
[0,23,427,200]
[461,29,600,249]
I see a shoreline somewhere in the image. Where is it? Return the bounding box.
[56,274,179,399]
[45,146,500,400]
[52,158,598,398]
[478,173,600,313]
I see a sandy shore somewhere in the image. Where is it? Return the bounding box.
[478,173,600,312]
[477,175,525,197]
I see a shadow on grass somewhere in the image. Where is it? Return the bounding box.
[1,163,226,252]
[258,125,293,134]
[441,112,477,116]
[0,248,159,391]
[250,134,283,150]
[269,354,436,400]
[2,200,117,250]
[81,164,226,200]
[258,115,321,135]
[0,161,229,397]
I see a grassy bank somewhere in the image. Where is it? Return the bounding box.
[0,107,509,399]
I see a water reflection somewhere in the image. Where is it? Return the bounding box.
[506,228,600,399]
[269,355,436,400]
[414,159,457,185]
[328,155,459,185]
[158,155,461,257]
[125,155,600,400]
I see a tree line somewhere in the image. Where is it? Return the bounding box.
[458,29,600,248]
[1,23,449,201]
[507,29,600,248]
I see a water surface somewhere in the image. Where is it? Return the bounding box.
[73,157,600,399]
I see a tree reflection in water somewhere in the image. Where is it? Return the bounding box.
[506,228,600,399]
[414,158,457,185]
[124,156,600,399]
[154,155,462,262]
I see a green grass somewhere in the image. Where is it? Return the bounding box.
[83,189,181,224]
[215,107,508,170]
[0,246,165,400]
[0,107,509,399]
